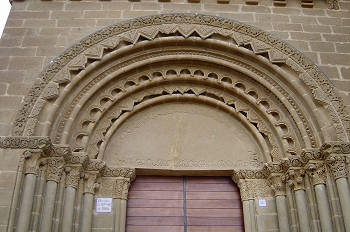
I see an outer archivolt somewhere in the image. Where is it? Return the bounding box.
[12,14,350,151]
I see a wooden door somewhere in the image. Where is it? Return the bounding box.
[126,176,244,232]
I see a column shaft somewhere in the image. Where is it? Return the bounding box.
[61,187,77,232]
[295,189,311,232]
[242,200,252,232]
[114,199,122,232]
[276,195,291,232]
[249,199,257,232]
[17,174,37,232]
[81,193,94,232]
[40,181,58,232]
[119,199,127,232]
[314,184,334,232]
[336,178,350,232]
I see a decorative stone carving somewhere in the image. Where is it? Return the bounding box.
[327,0,339,10]
[327,155,348,180]
[287,168,306,191]
[64,165,83,189]
[11,14,349,148]
[115,178,132,200]
[269,173,286,196]
[301,148,325,162]
[100,166,136,198]
[46,157,65,183]
[23,150,43,175]
[102,166,136,180]
[0,136,51,149]
[305,161,326,186]
[82,159,106,194]
[64,153,88,189]
[320,142,350,156]
[233,169,268,180]
[232,169,272,200]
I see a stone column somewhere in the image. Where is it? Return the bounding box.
[81,159,106,232]
[17,150,42,232]
[40,157,65,232]
[269,173,291,232]
[232,177,254,232]
[288,168,312,232]
[306,161,334,232]
[328,155,350,232]
[61,153,88,232]
[115,177,133,232]
[101,167,136,232]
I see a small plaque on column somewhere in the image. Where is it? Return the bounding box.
[96,198,112,213]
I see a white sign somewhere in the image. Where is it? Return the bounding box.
[96,198,112,213]
[258,199,267,207]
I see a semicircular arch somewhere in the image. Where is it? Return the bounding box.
[12,14,350,169]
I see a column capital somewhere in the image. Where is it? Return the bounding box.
[115,177,132,200]
[64,152,88,189]
[268,173,287,196]
[305,161,326,186]
[46,157,65,183]
[286,167,306,191]
[327,155,348,180]
[23,150,43,175]
[82,159,106,194]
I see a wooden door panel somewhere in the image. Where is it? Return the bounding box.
[126,176,244,232]
[186,208,244,217]
[187,226,244,232]
[127,226,184,232]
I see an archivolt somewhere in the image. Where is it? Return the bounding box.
[12,14,350,159]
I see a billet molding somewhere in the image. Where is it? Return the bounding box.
[11,14,349,144]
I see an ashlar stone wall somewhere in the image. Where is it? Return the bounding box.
[0,0,349,231]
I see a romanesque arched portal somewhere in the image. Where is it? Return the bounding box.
[1,14,350,232]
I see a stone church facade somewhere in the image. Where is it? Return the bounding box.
[0,0,349,232]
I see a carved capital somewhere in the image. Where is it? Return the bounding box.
[115,178,132,200]
[82,159,106,194]
[23,150,42,175]
[46,157,65,183]
[64,165,84,189]
[306,161,326,186]
[327,155,347,180]
[287,168,306,191]
[234,179,251,201]
[268,173,286,196]
[64,152,88,188]
[83,172,100,194]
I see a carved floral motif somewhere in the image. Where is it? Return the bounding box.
[305,161,326,186]
[46,157,65,183]
[287,168,306,191]
[0,137,51,149]
[269,173,286,196]
[327,155,348,180]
